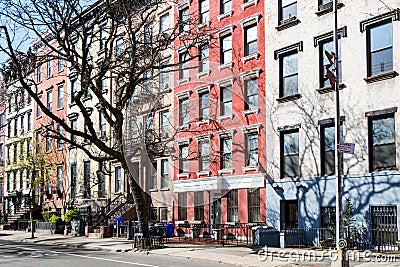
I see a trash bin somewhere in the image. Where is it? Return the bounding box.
[164,223,174,237]
[253,227,280,247]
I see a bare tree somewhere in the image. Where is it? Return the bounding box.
[0,0,213,239]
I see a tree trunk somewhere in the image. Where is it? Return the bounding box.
[123,164,150,241]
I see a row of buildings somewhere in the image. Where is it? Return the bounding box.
[0,0,399,239]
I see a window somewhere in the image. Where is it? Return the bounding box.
[101,77,108,92]
[47,60,52,77]
[160,111,170,134]
[58,53,64,72]
[179,97,189,125]
[280,0,297,22]
[369,114,395,171]
[220,0,232,14]
[71,119,77,143]
[221,137,232,169]
[46,130,51,152]
[8,98,11,113]
[149,207,158,221]
[178,192,187,221]
[321,206,335,228]
[227,189,238,222]
[246,133,258,167]
[47,90,52,111]
[99,112,107,138]
[160,13,169,33]
[179,52,189,79]
[199,45,209,72]
[57,166,63,192]
[143,69,152,94]
[37,65,42,83]
[144,24,153,44]
[159,61,170,90]
[179,144,189,173]
[371,205,398,245]
[244,25,257,56]
[70,163,77,199]
[245,78,258,110]
[83,160,91,198]
[27,113,31,131]
[36,131,42,152]
[36,94,42,117]
[199,91,209,121]
[199,0,209,24]
[57,84,64,109]
[179,8,189,33]
[161,159,169,188]
[149,161,157,190]
[56,124,63,150]
[115,166,121,192]
[281,130,300,178]
[220,34,232,64]
[159,207,168,222]
[115,38,124,56]
[71,79,77,103]
[194,191,204,221]
[248,188,260,222]
[221,85,232,116]
[320,38,342,88]
[321,124,335,176]
[280,52,298,97]
[20,115,24,133]
[145,115,153,142]
[199,140,210,171]
[368,22,392,76]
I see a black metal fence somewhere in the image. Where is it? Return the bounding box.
[282,227,399,252]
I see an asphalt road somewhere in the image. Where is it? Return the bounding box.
[0,240,236,267]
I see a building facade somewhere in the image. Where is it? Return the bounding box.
[172,0,267,231]
[265,0,400,234]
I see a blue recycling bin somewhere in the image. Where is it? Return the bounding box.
[164,223,174,237]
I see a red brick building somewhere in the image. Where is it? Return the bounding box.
[33,43,68,217]
[173,0,266,234]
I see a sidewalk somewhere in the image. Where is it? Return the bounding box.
[1,230,400,267]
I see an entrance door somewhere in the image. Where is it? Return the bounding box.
[281,200,298,229]
[210,192,222,226]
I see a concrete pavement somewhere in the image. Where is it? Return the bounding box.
[1,230,400,267]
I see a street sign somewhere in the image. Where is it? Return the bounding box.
[338,142,355,154]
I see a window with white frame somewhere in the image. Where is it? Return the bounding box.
[199,0,209,25]
[160,13,169,33]
[246,132,258,167]
[115,166,121,192]
[199,44,209,72]
[194,191,204,221]
[57,166,63,192]
[178,192,187,220]
[160,110,170,135]
[220,34,232,64]
[220,85,232,116]
[179,144,189,173]
[57,84,64,109]
[37,65,42,83]
[159,61,170,90]
[47,90,52,111]
[199,91,210,121]
[179,7,189,33]
[161,159,169,188]
[244,78,258,111]
[220,0,232,14]
[244,24,257,56]
[58,53,64,72]
[199,139,210,171]
[179,52,189,79]
[280,52,298,97]
[57,124,63,150]
[149,161,157,190]
[47,60,52,78]
[115,38,124,56]
[179,97,189,125]
[319,38,342,88]
[83,160,91,198]
[221,136,232,169]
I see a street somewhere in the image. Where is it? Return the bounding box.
[0,240,236,267]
